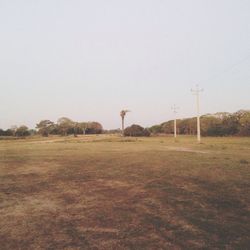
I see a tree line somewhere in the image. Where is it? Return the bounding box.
[1,110,250,138]
[0,117,103,137]
[149,110,250,136]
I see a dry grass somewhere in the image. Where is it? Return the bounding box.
[0,135,250,249]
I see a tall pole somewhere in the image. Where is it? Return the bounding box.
[122,116,124,136]
[191,85,203,143]
[171,105,179,141]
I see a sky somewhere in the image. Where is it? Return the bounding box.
[0,0,250,129]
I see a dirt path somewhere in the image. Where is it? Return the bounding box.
[165,146,209,154]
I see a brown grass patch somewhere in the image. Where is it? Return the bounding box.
[0,135,250,249]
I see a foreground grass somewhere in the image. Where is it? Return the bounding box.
[0,135,249,249]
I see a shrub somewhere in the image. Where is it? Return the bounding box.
[124,124,150,137]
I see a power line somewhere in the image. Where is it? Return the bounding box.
[201,53,250,84]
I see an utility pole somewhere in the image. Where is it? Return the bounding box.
[171,105,179,141]
[191,84,203,143]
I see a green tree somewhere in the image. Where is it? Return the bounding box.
[86,122,103,134]
[149,125,162,134]
[124,124,150,137]
[78,122,89,135]
[161,121,173,134]
[222,115,239,135]
[15,126,30,137]
[57,117,74,136]
[10,125,18,136]
[200,116,222,136]
[36,120,55,136]
[239,112,250,136]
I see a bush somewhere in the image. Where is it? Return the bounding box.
[124,124,150,137]
[85,122,103,134]
[15,126,30,137]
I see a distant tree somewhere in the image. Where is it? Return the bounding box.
[120,110,130,136]
[161,121,174,134]
[86,122,103,134]
[10,125,18,136]
[238,112,250,136]
[66,122,78,137]
[124,124,150,137]
[15,126,30,137]
[206,124,225,136]
[36,120,55,136]
[174,118,195,135]
[222,115,239,135]
[149,125,162,134]
[0,129,13,136]
[29,129,37,136]
[57,117,74,136]
[149,110,250,137]
[4,129,14,136]
[200,116,222,136]
[78,122,89,135]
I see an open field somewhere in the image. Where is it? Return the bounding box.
[0,135,250,249]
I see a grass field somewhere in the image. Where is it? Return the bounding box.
[0,135,250,249]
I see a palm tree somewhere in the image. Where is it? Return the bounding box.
[120,110,130,136]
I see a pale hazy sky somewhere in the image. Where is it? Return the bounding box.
[1,0,250,129]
